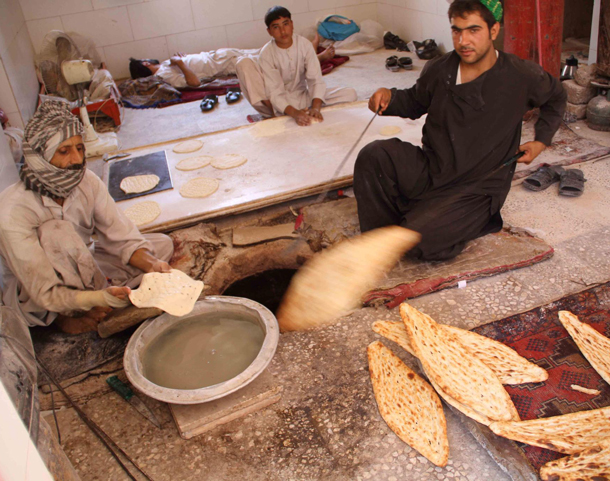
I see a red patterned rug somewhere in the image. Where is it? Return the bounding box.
[473,283,610,471]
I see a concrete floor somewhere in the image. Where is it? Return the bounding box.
[50,48,610,481]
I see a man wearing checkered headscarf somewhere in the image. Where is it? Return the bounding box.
[20,100,87,199]
[0,101,174,333]
[354,0,566,260]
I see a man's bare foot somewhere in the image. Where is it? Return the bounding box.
[262,100,276,118]
[55,307,112,335]
[318,46,335,63]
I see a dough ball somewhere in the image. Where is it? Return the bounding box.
[179,177,219,198]
[123,201,161,226]
[176,155,213,171]
[173,140,203,154]
[211,154,248,170]
[120,174,160,194]
[379,126,402,136]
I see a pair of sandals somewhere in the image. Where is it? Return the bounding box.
[200,88,242,112]
[383,32,409,51]
[413,39,441,60]
[523,164,586,197]
[386,55,413,72]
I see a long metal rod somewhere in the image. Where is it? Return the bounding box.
[314,106,381,203]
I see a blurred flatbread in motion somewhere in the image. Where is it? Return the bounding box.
[277,226,420,331]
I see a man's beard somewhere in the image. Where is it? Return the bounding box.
[66,160,86,171]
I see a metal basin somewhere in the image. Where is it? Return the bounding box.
[124,296,279,404]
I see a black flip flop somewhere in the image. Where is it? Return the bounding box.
[384,32,410,52]
[386,56,399,72]
[559,168,586,197]
[415,39,441,60]
[226,88,241,104]
[200,94,218,112]
[523,164,564,191]
[397,57,413,70]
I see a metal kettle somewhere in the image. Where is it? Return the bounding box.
[561,55,579,81]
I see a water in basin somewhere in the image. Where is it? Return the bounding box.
[142,313,265,390]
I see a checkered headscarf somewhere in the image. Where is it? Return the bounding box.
[20,100,86,200]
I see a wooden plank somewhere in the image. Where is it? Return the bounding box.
[169,370,282,439]
[232,223,297,246]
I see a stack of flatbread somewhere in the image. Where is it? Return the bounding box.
[492,310,610,480]
[368,303,543,466]
[369,306,610,478]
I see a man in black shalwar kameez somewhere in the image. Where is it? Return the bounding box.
[353,0,566,260]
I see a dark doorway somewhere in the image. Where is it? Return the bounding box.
[222,269,297,314]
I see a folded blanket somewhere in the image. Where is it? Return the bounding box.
[119,75,241,109]
[119,76,181,109]
[317,48,350,75]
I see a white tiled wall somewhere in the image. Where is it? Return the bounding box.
[377,0,453,53]
[0,0,39,129]
[21,0,380,80]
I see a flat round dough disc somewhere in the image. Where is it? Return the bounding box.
[120,174,160,194]
[176,155,213,171]
[123,201,161,226]
[379,125,402,136]
[179,177,219,198]
[211,154,248,170]
[173,140,203,154]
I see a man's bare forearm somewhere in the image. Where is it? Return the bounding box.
[173,59,200,87]
[128,248,171,273]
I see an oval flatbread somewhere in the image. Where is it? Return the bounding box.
[400,303,519,423]
[276,226,420,332]
[120,174,160,194]
[368,341,449,467]
[176,155,213,171]
[489,406,610,454]
[540,438,610,481]
[559,310,610,386]
[372,320,416,356]
[129,269,204,317]
[173,140,203,154]
[123,201,161,226]
[179,177,219,198]
[380,125,402,136]
[211,154,248,170]
[444,325,548,385]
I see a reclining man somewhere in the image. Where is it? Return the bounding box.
[353,0,566,260]
[236,6,357,125]
[0,101,173,334]
[129,34,336,89]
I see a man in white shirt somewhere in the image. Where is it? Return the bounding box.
[0,101,173,334]
[239,6,357,125]
[129,36,336,90]
[130,49,261,89]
